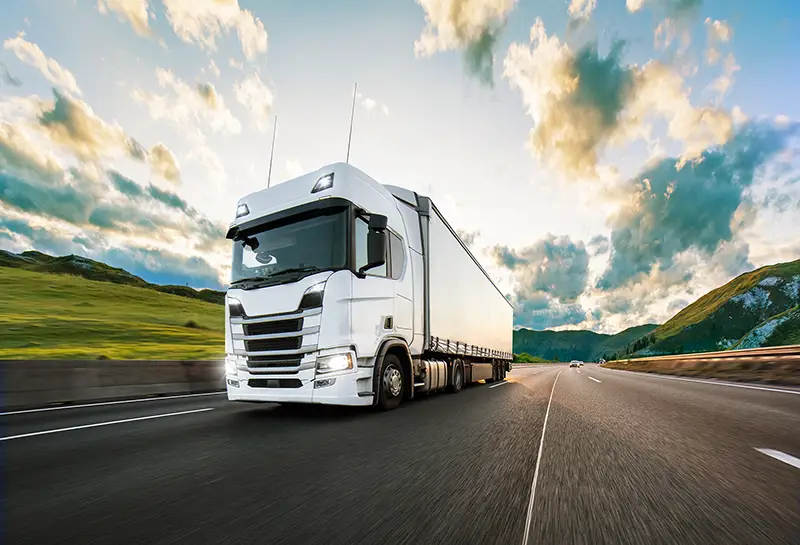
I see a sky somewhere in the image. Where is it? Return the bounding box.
[1,0,799,334]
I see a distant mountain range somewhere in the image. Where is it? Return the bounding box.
[512,324,659,362]
[512,258,800,361]
[0,250,225,305]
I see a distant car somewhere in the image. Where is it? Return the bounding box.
[579,361,584,367]
[570,360,580,367]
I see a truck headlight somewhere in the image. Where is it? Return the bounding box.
[299,282,325,310]
[316,353,353,373]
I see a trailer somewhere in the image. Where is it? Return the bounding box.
[224,163,513,410]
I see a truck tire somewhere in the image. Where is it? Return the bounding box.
[378,353,404,411]
[448,362,463,393]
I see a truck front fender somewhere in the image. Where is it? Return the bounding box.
[371,339,413,406]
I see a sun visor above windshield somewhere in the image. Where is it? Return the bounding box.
[227,197,352,240]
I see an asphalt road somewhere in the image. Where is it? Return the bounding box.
[4,364,800,545]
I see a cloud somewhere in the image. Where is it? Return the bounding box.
[355,91,389,115]
[132,68,241,134]
[504,19,733,179]
[627,0,702,17]
[704,17,732,65]
[3,33,81,95]
[588,234,609,255]
[414,0,518,86]
[456,228,479,247]
[597,120,797,291]
[206,59,220,78]
[667,298,689,312]
[97,0,153,37]
[285,159,304,179]
[37,89,141,162]
[512,295,588,330]
[493,234,590,303]
[187,145,227,185]
[1,62,22,87]
[568,0,596,23]
[233,72,274,132]
[162,0,268,61]
[148,143,181,184]
[0,121,63,178]
[709,52,740,100]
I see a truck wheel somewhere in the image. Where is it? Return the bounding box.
[378,354,404,411]
[449,363,463,393]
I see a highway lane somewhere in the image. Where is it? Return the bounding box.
[3,363,799,545]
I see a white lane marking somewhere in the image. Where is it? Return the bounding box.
[588,377,602,383]
[490,380,510,389]
[0,408,214,441]
[600,369,800,395]
[0,391,225,416]
[754,448,800,470]
[522,368,563,545]
[576,369,581,374]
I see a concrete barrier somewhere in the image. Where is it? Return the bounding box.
[0,360,225,411]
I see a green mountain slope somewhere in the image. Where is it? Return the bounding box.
[513,324,659,362]
[733,306,800,349]
[619,259,800,357]
[0,249,225,305]
[0,267,224,359]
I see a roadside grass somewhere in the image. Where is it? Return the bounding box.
[0,267,225,360]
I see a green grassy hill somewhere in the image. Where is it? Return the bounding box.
[0,250,225,305]
[0,267,225,360]
[616,259,800,357]
[513,324,659,362]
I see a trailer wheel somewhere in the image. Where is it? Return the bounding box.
[448,363,463,394]
[378,353,404,411]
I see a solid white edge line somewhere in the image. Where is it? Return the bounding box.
[588,377,602,383]
[489,380,510,389]
[0,391,226,416]
[0,408,214,441]
[754,448,800,470]
[522,368,563,545]
[599,368,800,395]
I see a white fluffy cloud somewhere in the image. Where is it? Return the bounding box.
[162,0,267,61]
[3,33,81,95]
[148,142,181,184]
[132,68,242,134]
[415,0,517,84]
[705,17,732,65]
[503,18,733,179]
[233,72,275,132]
[568,0,596,21]
[96,0,153,37]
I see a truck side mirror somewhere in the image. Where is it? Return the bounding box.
[358,214,388,276]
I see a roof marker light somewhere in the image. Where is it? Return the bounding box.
[311,173,334,194]
[236,203,250,218]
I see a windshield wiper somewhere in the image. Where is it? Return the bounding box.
[270,266,322,277]
[230,276,272,285]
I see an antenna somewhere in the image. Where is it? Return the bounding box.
[346,82,357,164]
[267,113,278,188]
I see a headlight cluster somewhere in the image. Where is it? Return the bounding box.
[316,353,353,373]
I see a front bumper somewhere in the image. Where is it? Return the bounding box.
[226,360,375,407]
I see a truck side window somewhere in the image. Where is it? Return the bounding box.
[355,217,387,277]
[389,232,404,279]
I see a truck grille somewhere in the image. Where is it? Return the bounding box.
[245,337,302,352]
[248,378,303,389]
[244,318,302,336]
[246,356,303,368]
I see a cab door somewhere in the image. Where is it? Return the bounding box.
[351,216,394,357]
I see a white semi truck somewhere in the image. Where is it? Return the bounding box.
[224,163,513,410]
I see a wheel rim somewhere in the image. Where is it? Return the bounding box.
[383,365,402,398]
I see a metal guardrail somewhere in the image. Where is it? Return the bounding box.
[612,344,800,364]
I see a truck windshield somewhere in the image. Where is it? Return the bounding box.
[231,209,347,285]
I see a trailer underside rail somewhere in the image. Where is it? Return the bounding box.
[429,336,512,360]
